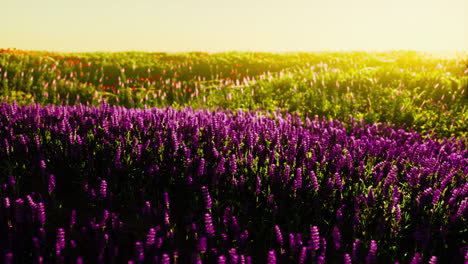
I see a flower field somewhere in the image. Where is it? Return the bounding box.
[0,49,467,263]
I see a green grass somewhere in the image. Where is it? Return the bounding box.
[0,48,467,138]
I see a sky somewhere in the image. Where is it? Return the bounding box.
[1,0,467,52]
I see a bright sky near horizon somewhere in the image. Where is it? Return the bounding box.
[1,0,467,52]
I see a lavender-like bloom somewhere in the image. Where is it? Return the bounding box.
[310,226,320,252]
[310,171,319,191]
[294,168,303,191]
[40,160,46,172]
[320,237,326,257]
[48,174,56,194]
[198,237,207,253]
[198,158,206,177]
[218,255,227,264]
[284,165,291,183]
[164,192,170,210]
[298,247,307,264]
[70,210,76,227]
[352,239,360,261]
[456,198,467,218]
[366,240,377,264]
[332,226,341,249]
[432,189,441,206]
[146,228,156,247]
[229,248,238,264]
[135,242,144,262]
[201,186,213,210]
[14,198,24,223]
[274,225,284,246]
[99,180,107,198]
[204,213,215,237]
[56,228,66,254]
[4,253,13,264]
[267,250,277,264]
[161,254,170,264]
[230,154,237,175]
[428,256,437,264]
[317,255,325,264]
[344,253,352,264]
[289,233,296,254]
[394,204,401,224]
[334,172,343,191]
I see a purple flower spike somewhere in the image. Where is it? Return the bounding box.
[310,226,320,252]
[310,171,319,191]
[14,198,25,224]
[162,253,170,264]
[428,256,437,264]
[48,174,56,194]
[201,186,213,210]
[267,250,277,264]
[204,213,215,237]
[366,240,377,264]
[135,242,144,262]
[352,239,360,261]
[456,198,467,218]
[298,247,307,264]
[164,192,170,210]
[99,180,107,198]
[344,253,352,264]
[218,255,227,264]
[333,226,341,249]
[40,160,46,172]
[56,228,66,255]
[4,253,13,264]
[198,237,207,253]
[146,228,156,247]
[317,255,325,264]
[274,225,284,246]
[334,172,343,191]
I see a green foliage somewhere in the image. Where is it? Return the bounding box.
[0,49,467,138]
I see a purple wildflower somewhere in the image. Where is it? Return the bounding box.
[294,168,303,191]
[456,198,467,218]
[70,210,76,227]
[48,174,55,194]
[4,253,13,264]
[310,171,319,191]
[334,172,343,191]
[366,240,377,264]
[213,254,225,264]
[298,247,307,264]
[135,242,144,262]
[14,198,24,223]
[344,253,352,264]
[428,256,437,264]
[56,228,66,254]
[267,250,277,264]
[161,254,170,264]
[99,180,107,198]
[229,248,238,264]
[201,186,213,210]
[352,239,360,261]
[274,225,284,246]
[204,213,215,237]
[333,226,341,249]
[146,228,156,247]
[394,204,401,224]
[310,226,320,252]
